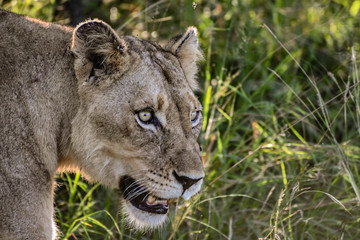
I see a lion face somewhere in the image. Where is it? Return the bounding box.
[70,20,204,229]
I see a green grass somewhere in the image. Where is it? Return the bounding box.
[2,0,360,239]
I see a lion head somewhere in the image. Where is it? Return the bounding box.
[69,20,204,229]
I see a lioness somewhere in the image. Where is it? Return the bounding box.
[0,10,204,239]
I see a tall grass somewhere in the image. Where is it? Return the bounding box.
[2,0,360,239]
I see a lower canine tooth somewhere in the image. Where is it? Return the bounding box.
[147,195,156,204]
[167,198,176,204]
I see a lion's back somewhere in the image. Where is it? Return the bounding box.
[0,9,77,177]
[0,11,77,238]
[0,10,73,83]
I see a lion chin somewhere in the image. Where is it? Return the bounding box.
[122,201,168,230]
[119,175,173,230]
[119,175,203,230]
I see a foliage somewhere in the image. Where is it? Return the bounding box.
[2,0,360,239]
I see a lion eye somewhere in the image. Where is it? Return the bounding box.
[138,111,152,123]
[135,110,159,132]
[190,111,200,126]
[190,111,198,121]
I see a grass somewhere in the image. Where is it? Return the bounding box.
[1,0,360,239]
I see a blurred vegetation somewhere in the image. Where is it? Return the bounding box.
[1,0,360,239]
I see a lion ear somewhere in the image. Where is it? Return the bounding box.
[71,20,128,84]
[165,27,203,90]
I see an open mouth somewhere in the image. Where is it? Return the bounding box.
[120,176,171,214]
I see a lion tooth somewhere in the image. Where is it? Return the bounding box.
[147,195,156,204]
[167,198,176,204]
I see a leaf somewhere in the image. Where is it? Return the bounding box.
[350,0,360,16]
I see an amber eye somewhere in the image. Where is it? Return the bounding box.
[138,111,152,123]
[135,110,158,132]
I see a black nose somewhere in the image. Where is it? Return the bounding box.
[173,171,202,191]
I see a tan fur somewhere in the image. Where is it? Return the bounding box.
[0,10,204,239]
